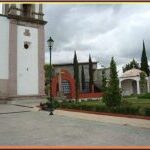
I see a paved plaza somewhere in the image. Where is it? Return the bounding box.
[0,103,150,146]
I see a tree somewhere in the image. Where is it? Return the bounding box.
[73,51,79,102]
[103,57,121,107]
[89,54,94,92]
[81,65,85,92]
[122,59,140,72]
[140,72,147,94]
[101,69,107,92]
[141,40,149,76]
[44,64,51,95]
[44,64,55,96]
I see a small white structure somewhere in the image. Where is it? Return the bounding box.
[119,68,150,96]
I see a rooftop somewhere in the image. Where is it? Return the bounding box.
[52,61,97,67]
[120,68,146,78]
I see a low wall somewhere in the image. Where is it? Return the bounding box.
[79,92,103,99]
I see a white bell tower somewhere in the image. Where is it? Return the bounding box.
[0,4,47,99]
[2,4,44,20]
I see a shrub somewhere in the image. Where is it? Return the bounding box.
[144,107,150,116]
[40,100,60,110]
[123,94,136,98]
[116,106,139,115]
[53,100,60,109]
[80,104,94,111]
[137,93,150,99]
[95,105,108,112]
[121,100,132,106]
[60,101,150,116]
[103,57,122,107]
[40,102,48,110]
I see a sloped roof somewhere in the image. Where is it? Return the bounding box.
[120,68,146,78]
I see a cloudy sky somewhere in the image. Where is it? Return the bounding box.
[43,4,150,74]
[0,4,150,75]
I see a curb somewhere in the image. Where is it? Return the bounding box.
[58,108,150,120]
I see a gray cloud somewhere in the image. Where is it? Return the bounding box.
[43,4,150,74]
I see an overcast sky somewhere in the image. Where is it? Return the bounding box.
[43,4,150,75]
[0,4,150,75]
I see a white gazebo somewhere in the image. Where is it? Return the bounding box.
[119,68,150,96]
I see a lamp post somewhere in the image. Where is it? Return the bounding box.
[47,37,54,115]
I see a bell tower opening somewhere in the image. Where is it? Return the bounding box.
[22,4,32,17]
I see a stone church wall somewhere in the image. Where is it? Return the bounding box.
[0,16,9,96]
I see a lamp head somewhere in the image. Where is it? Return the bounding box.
[47,37,54,48]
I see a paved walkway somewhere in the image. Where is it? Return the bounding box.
[8,98,47,108]
[0,104,150,145]
[0,104,31,114]
[55,109,150,129]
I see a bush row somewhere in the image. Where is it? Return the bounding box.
[60,102,150,116]
[40,100,60,110]
[137,93,150,99]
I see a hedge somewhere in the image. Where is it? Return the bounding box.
[137,93,150,99]
[60,102,149,116]
[144,107,150,116]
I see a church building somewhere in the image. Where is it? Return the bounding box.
[0,4,47,101]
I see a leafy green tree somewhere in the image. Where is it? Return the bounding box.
[44,64,50,95]
[140,72,147,93]
[102,69,107,92]
[73,51,79,102]
[81,65,85,91]
[141,40,149,76]
[122,59,140,72]
[103,57,121,107]
[44,64,54,96]
[89,54,94,92]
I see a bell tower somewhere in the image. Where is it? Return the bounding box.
[3,4,45,21]
[1,4,47,98]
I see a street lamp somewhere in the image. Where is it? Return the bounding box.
[47,37,54,115]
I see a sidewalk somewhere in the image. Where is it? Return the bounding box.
[8,98,47,108]
[55,109,150,129]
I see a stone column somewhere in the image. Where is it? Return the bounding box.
[9,19,17,97]
[119,80,122,88]
[38,25,45,96]
[137,79,140,94]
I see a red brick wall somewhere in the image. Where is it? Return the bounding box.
[51,69,75,98]
[52,69,103,99]
[51,76,58,97]
[79,92,103,99]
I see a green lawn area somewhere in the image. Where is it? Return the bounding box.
[123,96,150,108]
[60,95,150,116]
[79,97,150,108]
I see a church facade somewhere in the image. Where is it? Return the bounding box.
[0,4,46,100]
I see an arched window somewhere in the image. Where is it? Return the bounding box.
[62,80,71,94]
[22,4,32,17]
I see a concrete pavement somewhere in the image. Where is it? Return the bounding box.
[0,104,150,145]
[55,109,150,129]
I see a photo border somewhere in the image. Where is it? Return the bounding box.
[0,0,150,149]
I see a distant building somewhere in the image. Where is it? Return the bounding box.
[119,68,150,96]
[94,67,110,89]
[51,62,110,100]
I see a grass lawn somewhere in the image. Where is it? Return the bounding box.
[123,96,150,108]
[60,95,150,116]
[79,97,150,108]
